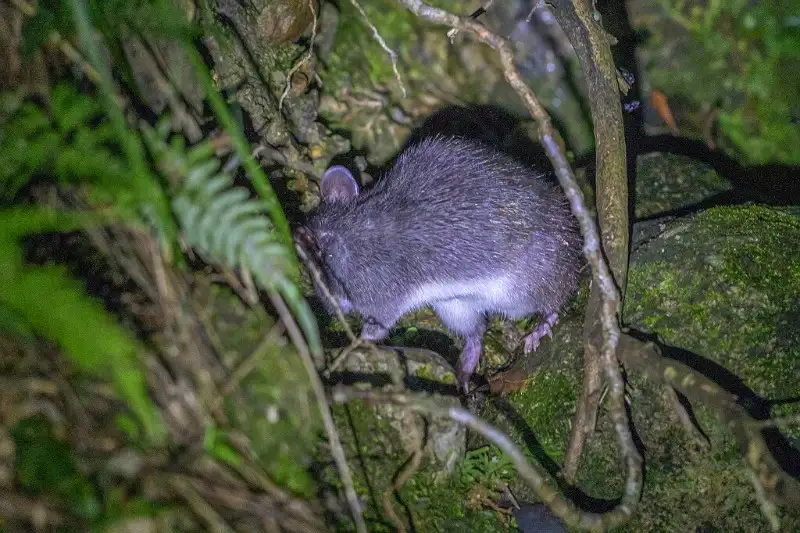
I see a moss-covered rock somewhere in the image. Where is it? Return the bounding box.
[634,151,733,219]
[627,205,800,399]
[316,0,593,165]
[492,203,800,532]
[333,345,465,475]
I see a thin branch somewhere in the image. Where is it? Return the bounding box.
[664,385,709,448]
[295,240,386,378]
[168,475,239,533]
[746,468,781,532]
[394,0,642,520]
[562,352,602,481]
[347,0,407,98]
[279,0,319,113]
[547,0,632,482]
[268,292,368,533]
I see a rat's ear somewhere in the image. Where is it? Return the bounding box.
[320,165,359,203]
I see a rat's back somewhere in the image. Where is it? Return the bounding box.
[321,135,583,320]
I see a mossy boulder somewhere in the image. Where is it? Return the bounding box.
[626,205,800,399]
[495,203,800,532]
[331,346,465,476]
[634,151,733,219]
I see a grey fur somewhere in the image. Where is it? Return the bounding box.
[299,135,584,389]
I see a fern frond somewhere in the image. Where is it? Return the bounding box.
[142,121,322,356]
[0,207,166,444]
[0,82,182,264]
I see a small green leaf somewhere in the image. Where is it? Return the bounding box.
[203,425,242,466]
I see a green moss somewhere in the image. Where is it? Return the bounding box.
[321,0,474,97]
[627,206,800,398]
[504,365,578,460]
[602,205,800,530]
[205,283,321,498]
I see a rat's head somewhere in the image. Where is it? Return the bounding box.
[294,165,361,315]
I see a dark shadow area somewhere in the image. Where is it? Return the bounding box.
[490,396,623,513]
[401,103,521,151]
[626,328,800,480]
[387,327,461,362]
[636,135,800,219]
[324,368,460,399]
[369,104,554,185]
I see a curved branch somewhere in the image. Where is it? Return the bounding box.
[390,2,642,524]
[547,0,631,482]
[331,387,634,530]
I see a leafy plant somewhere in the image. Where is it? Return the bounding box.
[0,206,167,443]
[1,0,320,446]
[142,117,321,355]
[0,78,170,444]
[656,0,800,164]
[461,445,516,487]
[13,415,102,520]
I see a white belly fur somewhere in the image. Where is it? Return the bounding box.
[404,277,527,317]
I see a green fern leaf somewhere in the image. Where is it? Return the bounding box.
[0,207,166,444]
[142,123,322,355]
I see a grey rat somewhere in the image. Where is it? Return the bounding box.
[295,135,583,391]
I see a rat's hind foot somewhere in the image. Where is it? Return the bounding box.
[454,320,492,393]
[523,312,559,354]
[456,333,483,393]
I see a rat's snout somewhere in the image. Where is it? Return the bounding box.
[292,225,324,265]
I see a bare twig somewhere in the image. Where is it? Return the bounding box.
[268,292,368,533]
[295,240,385,377]
[446,0,494,42]
[279,0,319,113]
[331,387,637,530]
[347,0,407,98]
[747,414,800,431]
[664,385,710,448]
[128,35,204,142]
[382,439,424,533]
[747,468,781,532]
[168,472,325,531]
[294,244,357,343]
[547,0,632,481]
[219,321,286,397]
[562,349,602,482]
[394,0,642,520]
